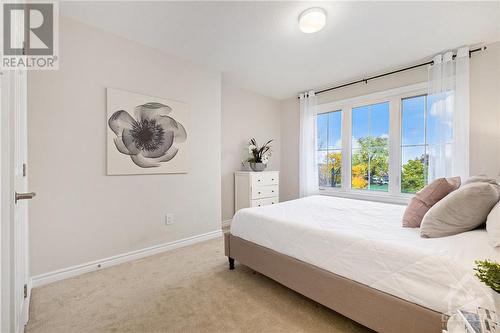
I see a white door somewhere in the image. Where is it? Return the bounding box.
[13,68,31,332]
[1,6,32,331]
[1,68,31,332]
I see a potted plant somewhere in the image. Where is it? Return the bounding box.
[474,260,500,311]
[246,138,273,172]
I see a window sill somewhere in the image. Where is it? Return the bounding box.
[318,187,412,205]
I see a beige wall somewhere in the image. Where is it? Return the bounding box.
[280,42,500,200]
[27,17,499,274]
[470,42,500,177]
[279,97,300,202]
[28,18,222,276]
[221,82,281,221]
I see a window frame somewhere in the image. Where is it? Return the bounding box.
[350,100,391,192]
[316,82,427,205]
[316,110,343,188]
[400,93,428,194]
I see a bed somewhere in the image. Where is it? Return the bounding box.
[225,195,499,333]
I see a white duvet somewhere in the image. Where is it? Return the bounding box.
[230,195,500,314]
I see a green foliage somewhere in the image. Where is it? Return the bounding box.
[401,159,426,193]
[352,137,389,177]
[351,137,388,189]
[319,136,428,193]
[474,260,500,293]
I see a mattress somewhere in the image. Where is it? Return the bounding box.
[230,195,500,314]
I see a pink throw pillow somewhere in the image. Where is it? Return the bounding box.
[402,177,461,228]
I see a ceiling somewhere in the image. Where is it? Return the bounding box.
[61,1,500,100]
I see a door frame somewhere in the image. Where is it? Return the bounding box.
[1,69,16,333]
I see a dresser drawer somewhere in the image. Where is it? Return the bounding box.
[251,173,279,187]
[251,185,279,199]
[235,171,280,212]
[251,197,279,208]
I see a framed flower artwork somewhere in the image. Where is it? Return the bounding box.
[106,88,189,175]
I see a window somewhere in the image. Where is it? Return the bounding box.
[317,110,342,188]
[315,83,435,202]
[351,102,390,191]
[401,95,427,193]
[400,94,452,193]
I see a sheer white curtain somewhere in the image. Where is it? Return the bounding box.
[427,47,470,182]
[299,91,319,197]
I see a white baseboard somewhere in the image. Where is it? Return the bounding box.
[31,229,223,288]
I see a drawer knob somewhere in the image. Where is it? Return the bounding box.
[258,205,261,207]
[258,192,261,194]
[271,178,274,181]
[272,190,274,193]
[272,202,275,204]
[258,179,261,182]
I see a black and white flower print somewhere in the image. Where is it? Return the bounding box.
[108,102,187,168]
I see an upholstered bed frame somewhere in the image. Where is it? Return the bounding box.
[225,233,445,333]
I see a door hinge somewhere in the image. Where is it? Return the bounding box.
[23,284,27,298]
[22,163,26,177]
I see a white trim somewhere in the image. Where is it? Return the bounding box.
[341,106,351,189]
[0,70,6,333]
[319,188,411,205]
[388,95,401,194]
[31,229,223,288]
[0,70,11,333]
[222,219,232,228]
[1,70,16,333]
[317,82,427,114]
[316,82,428,202]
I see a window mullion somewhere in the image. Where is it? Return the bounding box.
[326,113,330,187]
[388,97,400,195]
[341,106,351,191]
[423,94,428,184]
[368,106,371,190]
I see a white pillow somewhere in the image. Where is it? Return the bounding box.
[487,201,500,248]
[464,175,498,186]
[420,182,500,238]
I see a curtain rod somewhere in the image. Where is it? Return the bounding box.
[299,46,487,99]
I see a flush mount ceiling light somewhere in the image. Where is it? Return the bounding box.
[298,7,327,33]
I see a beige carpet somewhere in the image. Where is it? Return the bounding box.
[26,237,372,333]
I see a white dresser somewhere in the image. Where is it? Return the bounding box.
[235,171,279,211]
